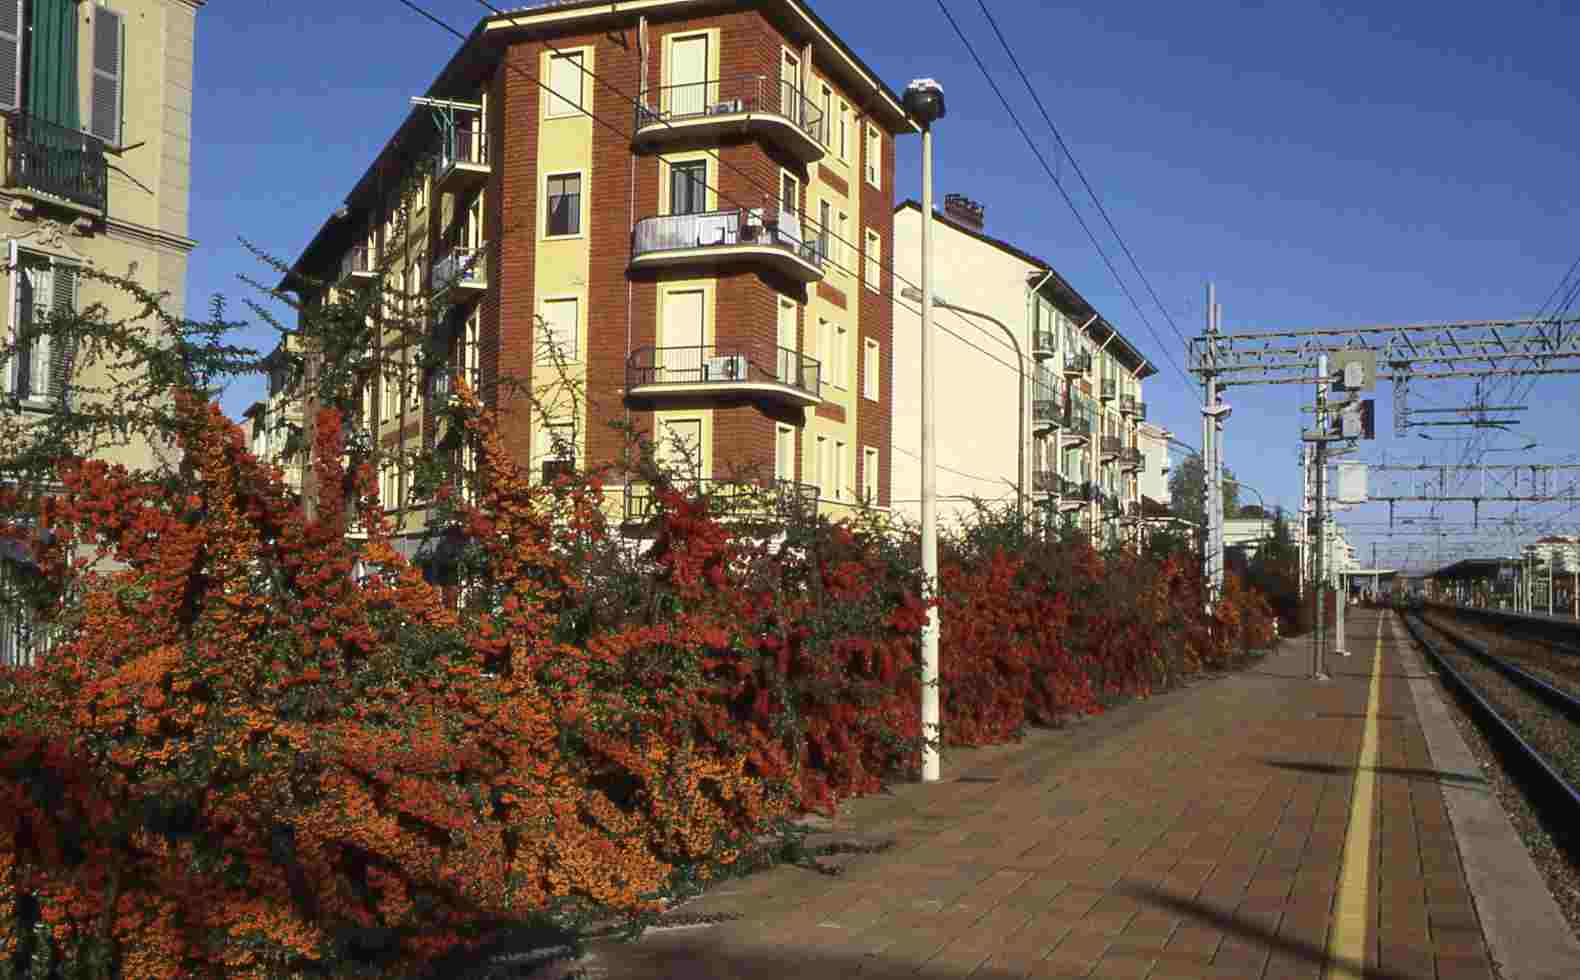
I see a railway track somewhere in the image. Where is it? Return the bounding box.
[1401,612,1580,814]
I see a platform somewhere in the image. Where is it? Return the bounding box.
[577,610,1580,979]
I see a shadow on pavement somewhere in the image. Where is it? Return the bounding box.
[1260,757,1488,787]
[1118,882,1417,980]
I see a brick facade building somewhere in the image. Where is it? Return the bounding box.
[284,0,913,538]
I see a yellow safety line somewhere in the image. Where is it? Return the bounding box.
[1324,613,1386,979]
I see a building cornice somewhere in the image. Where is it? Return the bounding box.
[104,216,197,256]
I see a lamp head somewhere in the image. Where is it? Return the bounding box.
[903,79,946,127]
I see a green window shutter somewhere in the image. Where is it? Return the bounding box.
[28,0,80,130]
[48,261,77,403]
[90,6,124,144]
[0,0,21,113]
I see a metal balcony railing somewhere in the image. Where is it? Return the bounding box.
[1100,435,1122,459]
[1065,412,1092,438]
[431,245,488,291]
[437,126,488,175]
[1119,393,1136,415]
[634,74,827,146]
[5,113,107,212]
[631,208,822,268]
[1120,447,1144,472]
[1063,351,1091,375]
[1032,469,1060,494]
[1031,328,1057,357]
[1135,401,1148,422]
[1033,398,1063,428]
[626,343,821,397]
[1100,378,1117,401]
[624,478,820,524]
[1102,492,1122,516]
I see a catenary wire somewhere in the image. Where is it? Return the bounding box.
[970,0,1192,352]
[929,0,1198,396]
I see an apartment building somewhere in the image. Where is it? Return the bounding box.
[0,0,198,469]
[1136,420,1171,506]
[0,0,201,667]
[281,0,913,545]
[891,195,1155,545]
[242,335,306,495]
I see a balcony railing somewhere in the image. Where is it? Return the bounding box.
[5,113,107,212]
[1119,393,1137,416]
[1065,412,1092,438]
[431,245,488,292]
[634,74,827,148]
[1101,492,1122,516]
[626,343,821,400]
[1031,328,1057,358]
[1120,447,1144,472]
[1033,398,1063,429]
[435,126,489,186]
[631,208,823,271]
[340,244,375,283]
[1099,435,1122,460]
[1063,351,1091,376]
[1135,401,1148,422]
[624,478,820,524]
[1100,378,1117,402]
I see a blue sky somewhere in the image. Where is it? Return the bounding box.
[188,0,1580,569]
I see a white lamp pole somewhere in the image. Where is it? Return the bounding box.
[905,79,946,783]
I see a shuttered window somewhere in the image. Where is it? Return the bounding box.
[90,7,125,144]
[7,246,78,406]
[0,0,20,113]
[547,51,584,117]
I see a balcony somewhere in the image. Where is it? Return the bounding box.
[1099,435,1122,462]
[1119,393,1136,417]
[624,478,820,525]
[1058,478,1095,512]
[4,113,107,214]
[1101,492,1122,517]
[1062,351,1091,377]
[630,209,824,282]
[1031,328,1056,360]
[435,125,489,193]
[1134,401,1147,422]
[1100,378,1117,402]
[1120,447,1144,473]
[431,245,488,295]
[1032,398,1062,434]
[1063,413,1092,448]
[626,342,821,408]
[1121,501,1144,523]
[339,244,377,285]
[633,75,827,163]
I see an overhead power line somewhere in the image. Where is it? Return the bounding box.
[930,0,1198,397]
[970,0,1192,354]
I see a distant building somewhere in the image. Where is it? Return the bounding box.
[890,196,1155,546]
[242,337,305,496]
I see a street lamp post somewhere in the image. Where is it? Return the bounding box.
[904,79,946,784]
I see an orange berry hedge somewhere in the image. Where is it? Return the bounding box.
[0,387,1274,977]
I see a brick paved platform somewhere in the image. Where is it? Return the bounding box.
[578,610,1531,979]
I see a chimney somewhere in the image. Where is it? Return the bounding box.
[943,193,984,232]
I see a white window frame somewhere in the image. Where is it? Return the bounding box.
[838,100,850,162]
[775,424,795,482]
[818,81,833,148]
[546,49,587,119]
[835,209,849,272]
[814,434,829,497]
[865,124,882,189]
[863,445,879,503]
[543,170,585,240]
[6,244,78,407]
[862,337,879,401]
[834,323,848,390]
[834,440,847,501]
[863,228,881,292]
[539,295,581,363]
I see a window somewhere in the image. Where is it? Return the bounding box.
[834,324,848,389]
[380,460,400,510]
[834,441,847,501]
[540,297,580,362]
[838,101,850,161]
[6,248,78,405]
[814,435,829,496]
[657,418,704,480]
[547,51,585,117]
[818,318,845,389]
[546,173,581,237]
[669,160,707,215]
[863,338,879,401]
[818,201,831,261]
[540,422,576,484]
[89,7,126,144]
[865,125,882,188]
[775,425,794,482]
[835,210,848,270]
[864,228,881,292]
[863,446,879,503]
[780,172,799,216]
[819,82,833,147]
[382,366,399,422]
